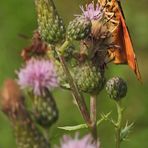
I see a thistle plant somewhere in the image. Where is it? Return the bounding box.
[0,0,140,148]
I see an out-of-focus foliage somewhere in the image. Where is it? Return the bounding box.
[0,0,148,147]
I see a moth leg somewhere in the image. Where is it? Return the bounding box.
[105,42,121,64]
[106,49,116,63]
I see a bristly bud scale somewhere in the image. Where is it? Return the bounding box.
[35,0,66,44]
[67,16,92,41]
[106,77,127,101]
[1,79,50,148]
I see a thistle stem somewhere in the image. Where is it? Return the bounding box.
[115,101,123,148]
[56,40,91,127]
[90,95,97,124]
[90,95,98,142]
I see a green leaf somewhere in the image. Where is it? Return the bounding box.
[58,124,88,131]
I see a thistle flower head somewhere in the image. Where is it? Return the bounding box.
[80,2,103,20]
[57,134,100,148]
[17,58,58,96]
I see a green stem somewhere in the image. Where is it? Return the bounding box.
[115,101,123,148]
[56,40,91,127]
[90,95,98,142]
[58,40,70,54]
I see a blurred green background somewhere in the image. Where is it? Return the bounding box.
[0,0,148,147]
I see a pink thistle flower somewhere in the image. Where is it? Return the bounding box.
[80,2,103,20]
[57,134,100,148]
[17,58,58,96]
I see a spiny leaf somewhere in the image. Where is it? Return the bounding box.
[58,112,111,131]
[97,112,112,126]
[120,121,134,142]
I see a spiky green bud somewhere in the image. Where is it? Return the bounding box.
[106,77,127,101]
[73,62,105,94]
[67,16,91,40]
[35,0,65,44]
[1,79,50,148]
[32,88,58,128]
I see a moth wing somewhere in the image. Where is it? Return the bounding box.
[119,12,141,80]
[110,18,127,64]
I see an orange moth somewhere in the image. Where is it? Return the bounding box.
[99,0,141,80]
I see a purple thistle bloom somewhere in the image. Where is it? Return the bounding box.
[17,58,58,96]
[57,134,100,148]
[80,2,103,20]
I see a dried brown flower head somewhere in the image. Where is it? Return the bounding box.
[21,31,49,61]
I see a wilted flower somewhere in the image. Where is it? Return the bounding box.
[57,134,100,148]
[80,2,103,20]
[17,58,58,96]
[21,31,48,61]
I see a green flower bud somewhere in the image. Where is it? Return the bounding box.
[73,62,105,94]
[14,119,50,148]
[35,0,65,44]
[1,79,50,148]
[32,88,58,128]
[106,77,127,101]
[67,16,91,40]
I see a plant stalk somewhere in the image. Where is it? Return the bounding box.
[56,40,91,127]
[90,95,98,142]
[115,101,123,148]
